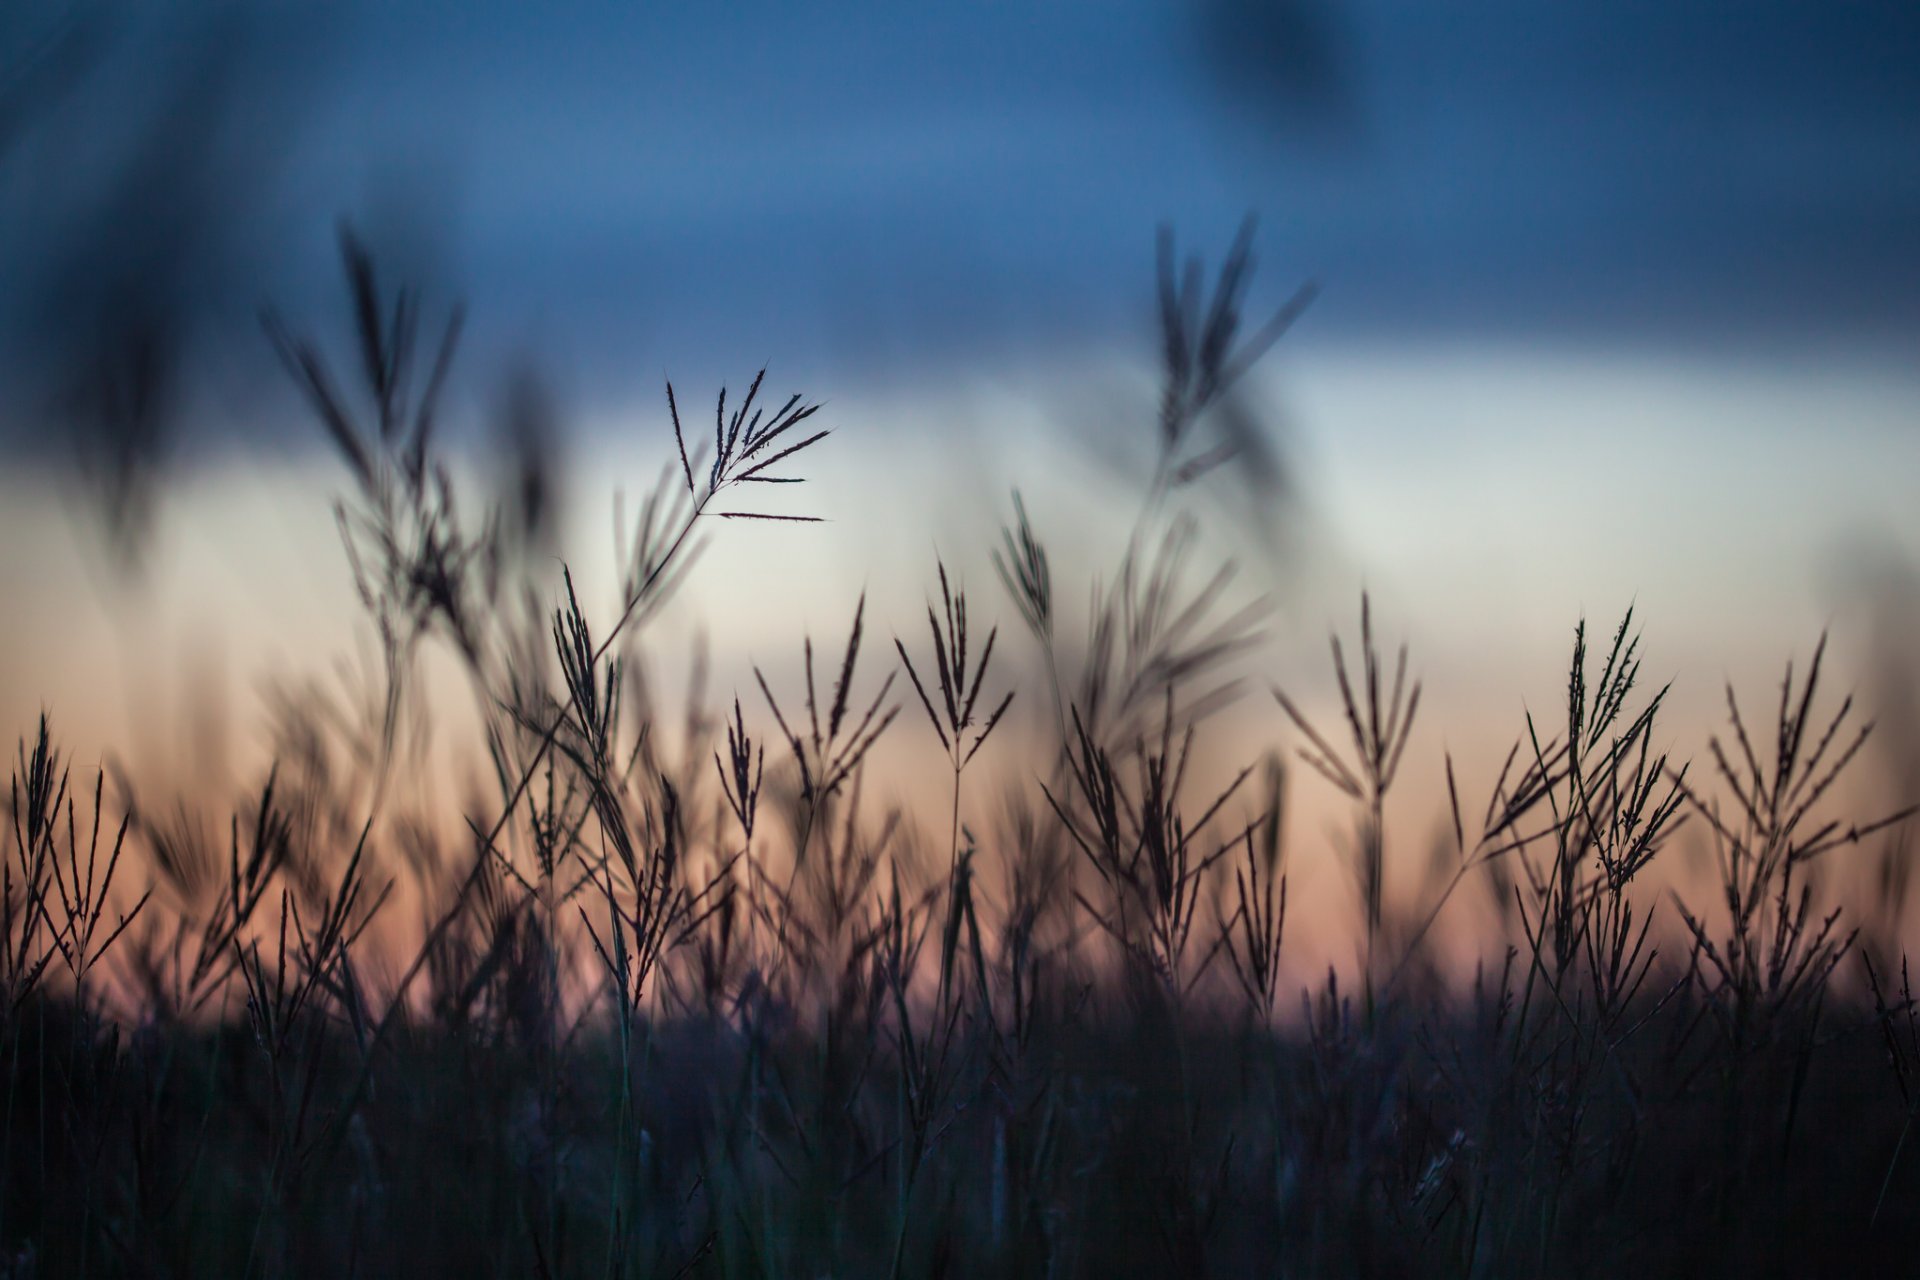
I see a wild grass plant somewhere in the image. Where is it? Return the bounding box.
[3,224,1919,1277]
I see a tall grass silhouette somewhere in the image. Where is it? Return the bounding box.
[2,223,1917,1277]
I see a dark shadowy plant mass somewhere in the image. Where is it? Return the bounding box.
[5,225,1920,1278]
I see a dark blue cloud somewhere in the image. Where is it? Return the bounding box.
[3,0,1916,451]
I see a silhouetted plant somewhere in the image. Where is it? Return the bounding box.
[1043,697,1253,990]
[1276,592,1419,973]
[1218,755,1288,1018]
[896,557,1015,880]
[1152,217,1316,501]
[1676,635,1913,1047]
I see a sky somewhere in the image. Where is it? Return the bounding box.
[5,2,1918,388]
[3,1,1919,902]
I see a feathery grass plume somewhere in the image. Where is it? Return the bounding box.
[4,718,64,1016]
[991,488,1078,767]
[1152,217,1316,500]
[579,777,735,1022]
[1043,694,1254,990]
[1082,513,1268,750]
[38,761,149,1001]
[1034,222,1301,767]
[752,593,898,987]
[1506,608,1686,994]
[667,367,829,519]
[755,592,898,821]
[263,224,477,765]
[559,369,836,678]
[3,719,150,1018]
[715,697,764,848]
[1275,591,1419,969]
[992,489,1052,643]
[550,566,621,772]
[1673,633,1915,1045]
[896,556,1016,875]
[1218,753,1288,1018]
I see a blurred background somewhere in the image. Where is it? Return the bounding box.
[2,1,1918,918]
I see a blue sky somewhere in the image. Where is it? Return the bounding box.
[4,0,1918,438]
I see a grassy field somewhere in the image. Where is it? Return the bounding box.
[5,228,1918,1278]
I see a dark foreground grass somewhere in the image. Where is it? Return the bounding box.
[6,226,1920,1277]
[10,969,1920,1278]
